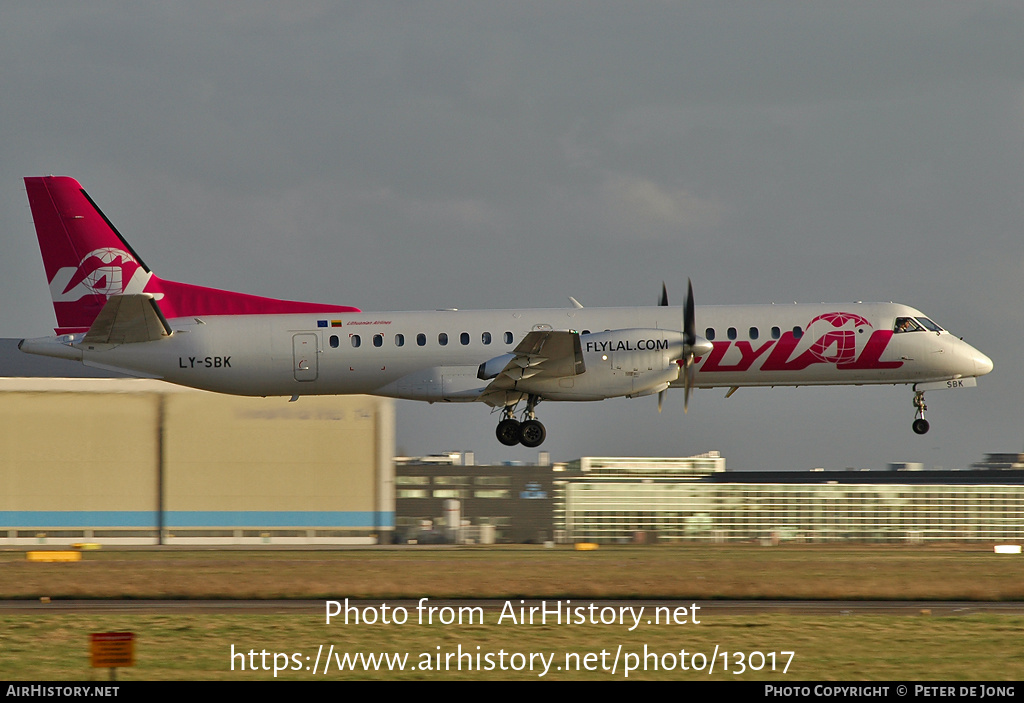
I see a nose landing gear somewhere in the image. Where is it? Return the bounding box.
[912,390,930,435]
[494,395,547,447]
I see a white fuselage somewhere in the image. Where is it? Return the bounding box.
[50,301,991,405]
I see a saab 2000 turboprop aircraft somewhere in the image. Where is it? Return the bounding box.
[18,176,993,447]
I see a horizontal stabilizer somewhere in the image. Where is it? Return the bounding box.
[82,294,172,344]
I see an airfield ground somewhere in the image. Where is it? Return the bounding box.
[1,544,1021,680]
[1,544,1021,601]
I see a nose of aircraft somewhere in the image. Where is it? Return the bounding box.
[971,347,994,377]
[956,336,993,377]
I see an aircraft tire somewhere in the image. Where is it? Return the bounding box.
[912,418,930,435]
[519,419,546,448]
[496,419,522,446]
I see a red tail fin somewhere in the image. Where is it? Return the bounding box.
[25,176,359,334]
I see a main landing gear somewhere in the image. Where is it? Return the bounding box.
[912,390,930,435]
[495,395,547,448]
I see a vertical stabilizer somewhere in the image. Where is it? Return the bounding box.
[25,176,152,334]
[24,176,360,334]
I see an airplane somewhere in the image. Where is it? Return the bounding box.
[18,176,993,447]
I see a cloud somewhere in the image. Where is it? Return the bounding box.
[601,173,725,230]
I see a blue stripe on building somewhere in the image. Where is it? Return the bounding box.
[0,511,395,528]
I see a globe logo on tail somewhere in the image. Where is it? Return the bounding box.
[63,248,141,298]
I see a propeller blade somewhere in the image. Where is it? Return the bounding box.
[684,278,695,347]
[683,363,694,413]
[682,278,697,413]
[656,279,700,415]
[654,281,672,415]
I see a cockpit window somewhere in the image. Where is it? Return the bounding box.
[916,317,943,333]
[894,317,925,333]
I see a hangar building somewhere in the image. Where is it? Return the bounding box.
[0,377,394,545]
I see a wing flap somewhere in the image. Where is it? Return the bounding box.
[483,330,586,392]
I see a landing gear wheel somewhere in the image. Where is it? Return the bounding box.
[496,418,522,446]
[519,419,547,448]
[912,418,930,435]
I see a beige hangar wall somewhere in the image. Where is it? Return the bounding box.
[0,378,394,545]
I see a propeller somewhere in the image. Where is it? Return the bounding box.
[658,279,711,414]
[658,281,669,412]
[682,278,696,413]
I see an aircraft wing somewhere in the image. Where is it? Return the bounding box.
[480,330,586,394]
[82,294,172,344]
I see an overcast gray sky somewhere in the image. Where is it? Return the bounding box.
[2,2,1021,470]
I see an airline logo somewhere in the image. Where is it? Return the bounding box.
[49,248,151,302]
[699,311,903,373]
[801,312,872,365]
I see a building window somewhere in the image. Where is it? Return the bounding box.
[474,490,511,499]
[434,476,470,485]
[432,489,468,499]
[396,476,429,485]
[474,476,511,486]
[396,489,429,499]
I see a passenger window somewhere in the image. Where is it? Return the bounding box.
[373,334,383,347]
[395,334,405,347]
[727,327,737,341]
[793,326,803,339]
[504,331,513,344]
[438,333,448,346]
[705,328,715,341]
[771,326,781,339]
[417,333,426,347]
[351,335,361,348]
[482,332,492,345]
[749,327,759,340]
[581,329,590,335]
[329,335,339,348]
[460,332,470,345]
